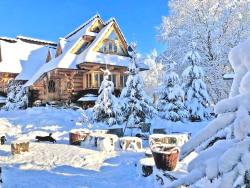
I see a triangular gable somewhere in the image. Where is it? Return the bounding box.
[93,21,128,56]
[88,18,104,33]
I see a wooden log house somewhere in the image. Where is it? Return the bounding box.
[0,15,147,107]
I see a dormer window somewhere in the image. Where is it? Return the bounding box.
[71,36,95,55]
[92,27,100,33]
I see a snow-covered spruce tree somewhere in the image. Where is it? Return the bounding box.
[167,37,250,188]
[182,47,211,121]
[3,80,28,110]
[93,69,121,126]
[157,59,187,121]
[120,43,155,127]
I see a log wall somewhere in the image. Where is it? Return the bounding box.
[28,66,127,105]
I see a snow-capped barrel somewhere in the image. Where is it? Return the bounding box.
[69,129,90,145]
[151,145,179,171]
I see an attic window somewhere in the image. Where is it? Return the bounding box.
[98,31,126,56]
[71,36,94,55]
[99,40,126,56]
[48,80,56,93]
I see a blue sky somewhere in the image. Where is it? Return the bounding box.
[0,0,169,55]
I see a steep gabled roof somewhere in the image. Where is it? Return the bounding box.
[25,15,148,87]
[0,38,54,78]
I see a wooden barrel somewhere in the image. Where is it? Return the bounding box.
[151,145,179,171]
[69,132,89,145]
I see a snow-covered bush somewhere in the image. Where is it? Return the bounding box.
[167,37,250,188]
[157,60,187,122]
[93,69,122,126]
[3,80,28,111]
[120,44,155,127]
[182,48,211,121]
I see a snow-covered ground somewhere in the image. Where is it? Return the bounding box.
[0,107,209,188]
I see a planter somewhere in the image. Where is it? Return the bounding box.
[69,132,90,145]
[107,128,124,137]
[151,145,179,171]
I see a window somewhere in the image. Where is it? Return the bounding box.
[48,80,56,93]
[94,73,99,88]
[86,74,92,88]
[97,31,127,56]
[120,75,128,88]
[100,74,104,84]
[71,36,95,55]
[108,74,116,88]
[112,75,116,88]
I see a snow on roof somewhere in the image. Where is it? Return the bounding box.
[16,36,57,47]
[0,40,22,73]
[0,39,53,79]
[0,39,56,82]
[16,45,56,80]
[78,94,98,102]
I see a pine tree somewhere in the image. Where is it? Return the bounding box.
[120,43,155,127]
[167,36,250,188]
[93,69,121,126]
[182,47,211,121]
[4,80,28,110]
[157,59,187,122]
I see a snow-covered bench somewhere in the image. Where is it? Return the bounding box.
[96,134,119,152]
[149,133,189,148]
[11,140,29,155]
[80,132,119,151]
[119,137,143,151]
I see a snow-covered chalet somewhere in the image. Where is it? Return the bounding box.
[0,15,147,107]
